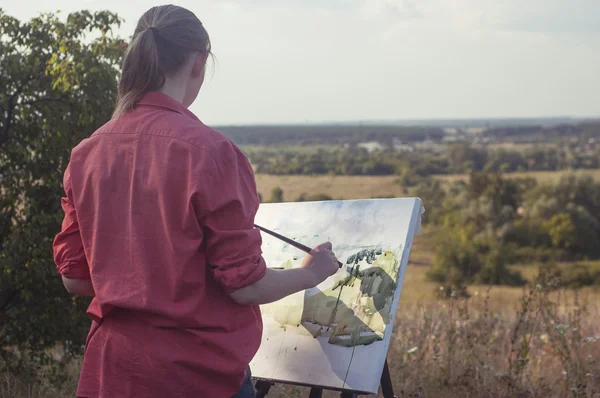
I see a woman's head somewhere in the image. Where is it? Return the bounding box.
[112,5,211,118]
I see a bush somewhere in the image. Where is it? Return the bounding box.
[428,231,525,287]
[537,262,600,289]
[0,9,125,371]
[543,213,579,250]
[270,186,284,202]
[395,169,420,188]
[427,234,481,285]
[475,239,525,286]
[511,246,566,264]
[410,177,446,224]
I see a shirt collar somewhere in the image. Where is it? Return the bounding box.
[137,91,200,121]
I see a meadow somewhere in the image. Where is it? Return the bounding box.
[254,169,600,203]
[4,209,599,398]
[254,168,600,397]
[2,8,599,397]
[269,230,600,397]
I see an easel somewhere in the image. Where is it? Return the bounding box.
[253,359,397,398]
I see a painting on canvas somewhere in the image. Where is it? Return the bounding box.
[250,197,424,394]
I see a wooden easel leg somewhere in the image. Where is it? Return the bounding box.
[380,360,397,398]
[254,380,273,398]
[339,391,359,398]
[309,387,323,398]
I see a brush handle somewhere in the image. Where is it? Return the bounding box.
[254,223,343,268]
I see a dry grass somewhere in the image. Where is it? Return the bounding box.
[269,234,600,397]
[6,233,598,397]
[4,172,600,397]
[0,366,78,398]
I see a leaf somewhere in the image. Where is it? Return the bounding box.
[0,8,125,368]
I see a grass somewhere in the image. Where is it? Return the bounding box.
[5,169,600,397]
[0,366,78,398]
[270,232,600,397]
[5,230,599,397]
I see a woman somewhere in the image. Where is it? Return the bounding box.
[53,5,339,398]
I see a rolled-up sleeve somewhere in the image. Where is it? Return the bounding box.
[53,164,91,280]
[195,141,267,294]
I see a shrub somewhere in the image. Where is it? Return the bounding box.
[537,262,600,289]
[270,186,284,203]
[0,9,125,371]
[428,231,525,288]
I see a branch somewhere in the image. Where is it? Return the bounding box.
[0,288,19,316]
[1,75,35,145]
[20,94,68,107]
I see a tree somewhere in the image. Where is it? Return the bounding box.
[446,142,487,173]
[410,177,445,224]
[428,230,525,288]
[543,213,578,250]
[0,9,125,370]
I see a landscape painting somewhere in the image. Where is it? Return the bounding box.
[250,198,424,394]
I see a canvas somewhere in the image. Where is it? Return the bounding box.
[250,197,424,394]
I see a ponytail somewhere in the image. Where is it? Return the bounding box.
[112,28,163,119]
[112,5,211,119]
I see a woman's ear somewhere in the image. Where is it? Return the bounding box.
[190,53,208,78]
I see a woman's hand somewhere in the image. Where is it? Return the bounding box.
[300,242,340,286]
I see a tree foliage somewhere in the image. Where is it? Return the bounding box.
[0,9,125,370]
[425,172,600,291]
[244,143,600,177]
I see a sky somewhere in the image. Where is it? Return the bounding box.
[4,0,600,125]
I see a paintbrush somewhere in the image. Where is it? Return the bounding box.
[254,223,344,269]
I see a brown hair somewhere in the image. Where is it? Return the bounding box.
[112,5,211,119]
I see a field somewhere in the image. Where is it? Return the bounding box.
[245,170,600,397]
[254,174,405,202]
[269,229,600,397]
[254,169,600,202]
[4,228,599,397]
[3,170,600,397]
[3,9,600,397]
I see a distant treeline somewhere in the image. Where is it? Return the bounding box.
[484,121,600,143]
[216,121,600,147]
[216,124,445,146]
[245,143,600,177]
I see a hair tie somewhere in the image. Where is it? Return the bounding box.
[149,26,160,38]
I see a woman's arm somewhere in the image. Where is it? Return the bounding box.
[230,268,313,305]
[62,276,95,296]
[54,163,94,296]
[195,142,339,304]
[230,242,339,305]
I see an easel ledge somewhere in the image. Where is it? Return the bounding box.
[253,359,397,398]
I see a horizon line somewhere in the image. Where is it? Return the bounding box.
[213,115,600,128]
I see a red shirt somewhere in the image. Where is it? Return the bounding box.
[53,92,267,398]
